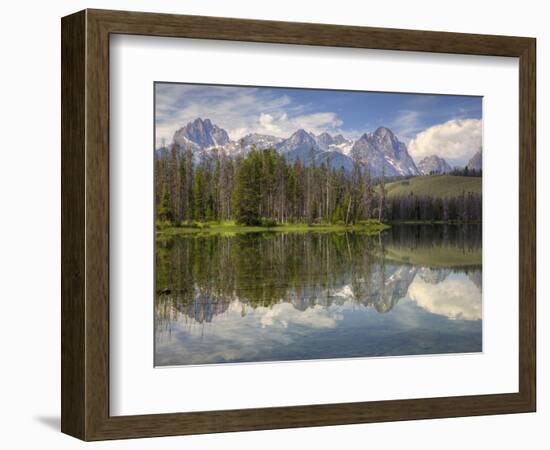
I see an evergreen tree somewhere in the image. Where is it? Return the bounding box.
[193,167,207,221]
[155,139,482,225]
[157,184,173,222]
[233,150,262,225]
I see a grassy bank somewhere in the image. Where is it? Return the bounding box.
[156,219,390,236]
[384,244,482,267]
[385,175,482,199]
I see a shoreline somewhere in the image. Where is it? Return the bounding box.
[156,219,482,237]
[156,220,390,236]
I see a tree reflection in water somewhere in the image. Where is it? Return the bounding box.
[155,224,482,365]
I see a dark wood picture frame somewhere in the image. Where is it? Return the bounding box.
[61,9,536,441]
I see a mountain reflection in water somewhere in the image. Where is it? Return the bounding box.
[155,224,482,366]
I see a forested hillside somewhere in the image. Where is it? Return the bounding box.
[155,146,482,226]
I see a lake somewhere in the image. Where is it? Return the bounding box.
[155,224,482,366]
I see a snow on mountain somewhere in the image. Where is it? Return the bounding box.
[240,133,283,152]
[275,129,319,157]
[273,129,355,171]
[329,139,354,156]
[417,155,452,175]
[332,134,347,145]
[212,133,284,157]
[315,132,335,150]
[314,132,354,155]
[173,117,230,149]
[158,119,419,176]
[350,127,419,177]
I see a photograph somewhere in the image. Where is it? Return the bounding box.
[153,83,483,366]
[1,0,542,445]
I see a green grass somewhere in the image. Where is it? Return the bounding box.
[156,219,390,236]
[384,244,482,267]
[384,175,482,199]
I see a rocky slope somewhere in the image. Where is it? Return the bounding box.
[350,127,420,176]
[417,155,452,175]
[158,118,420,176]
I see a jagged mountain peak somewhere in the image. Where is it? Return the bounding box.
[373,127,401,149]
[173,117,230,149]
[292,128,316,139]
[417,155,452,175]
[333,134,347,144]
[195,117,211,125]
[238,133,283,153]
[374,126,394,137]
[317,131,334,142]
[279,129,318,150]
[162,119,418,176]
[351,127,419,177]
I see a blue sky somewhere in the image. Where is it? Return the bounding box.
[155,82,482,166]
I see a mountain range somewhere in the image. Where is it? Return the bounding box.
[167,263,480,324]
[157,117,480,177]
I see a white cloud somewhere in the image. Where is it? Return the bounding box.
[155,298,346,364]
[155,84,345,147]
[253,111,343,139]
[407,273,482,321]
[260,302,343,329]
[408,118,482,167]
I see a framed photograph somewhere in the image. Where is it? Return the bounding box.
[61,9,536,440]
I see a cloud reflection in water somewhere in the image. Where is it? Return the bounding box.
[155,225,482,366]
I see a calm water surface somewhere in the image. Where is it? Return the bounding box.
[155,224,482,366]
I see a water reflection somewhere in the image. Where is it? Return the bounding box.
[155,224,482,366]
[408,273,482,321]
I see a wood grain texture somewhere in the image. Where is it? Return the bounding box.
[518,38,536,410]
[88,8,532,56]
[61,10,86,439]
[85,10,111,440]
[61,8,537,441]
